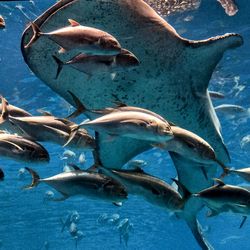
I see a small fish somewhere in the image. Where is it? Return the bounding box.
[78,153,86,164]
[208,91,225,99]
[127,159,147,169]
[24,167,128,204]
[18,167,26,179]
[0,168,4,181]
[214,104,246,114]
[71,111,173,144]
[0,15,5,29]
[25,19,121,56]
[52,48,139,79]
[62,150,76,158]
[98,166,188,212]
[0,132,49,163]
[195,179,250,225]
[97,213,109,225]
[228,167,250,182]
[153,126,229,177]
[43,190,55,202]
[0,97,95,149]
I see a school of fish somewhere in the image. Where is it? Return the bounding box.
[0,0,249,250]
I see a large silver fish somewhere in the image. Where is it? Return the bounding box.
[98,166,187,212]
[72,111,173,143]
[0,98,95,149]
[52,48,139,79]
[0,131,49,163]
[21,0,243,249]
[154,126,228,175]
[24,167,128,204]
[25,19,122,56]
[195,179,250,218]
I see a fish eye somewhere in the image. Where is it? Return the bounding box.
[139,122,147,127]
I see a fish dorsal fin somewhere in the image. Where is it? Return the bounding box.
[213,178,225,186]
[68,19,80,27]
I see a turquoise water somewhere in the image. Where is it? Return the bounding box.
[0,1,250,249]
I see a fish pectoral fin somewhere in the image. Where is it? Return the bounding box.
[112,201,123,207]
[0,139,24,151]
[68,18,80,27]
[43,125,68,137]
[239,216,247,229]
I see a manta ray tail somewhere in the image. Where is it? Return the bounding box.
[52,55,65,79]
[185,216,214,250]
[23,167,40,189]
[24,22,42,49]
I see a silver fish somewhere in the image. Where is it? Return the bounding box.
[195,179,250,219]
[72,111,173,143]
[214,104,247,114]
[53,48,139,79]
[24,167,128,204]
[154,126,228,176]
[208,91,225,99]
[99,166,186,212]
[0,132,49,163]
[0,98,95,149]
[25,19,121,56]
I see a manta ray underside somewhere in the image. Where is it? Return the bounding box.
[21,0,243,249]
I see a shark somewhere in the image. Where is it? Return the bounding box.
[21,0,243,249]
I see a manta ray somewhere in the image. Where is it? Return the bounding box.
[21,0,243,249]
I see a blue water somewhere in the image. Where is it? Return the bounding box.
[0,1,250,249]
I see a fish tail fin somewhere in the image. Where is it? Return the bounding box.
[52,55,64,79]
[63,125,79,147]
[23,167,40,189]
[185,216,214,250]
[0,96,9,124]
[171,178,191,202]
[215,159,230,178]
[24,22,42,49]
[66,90,87,119]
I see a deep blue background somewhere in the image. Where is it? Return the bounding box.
[0,1,250,249]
